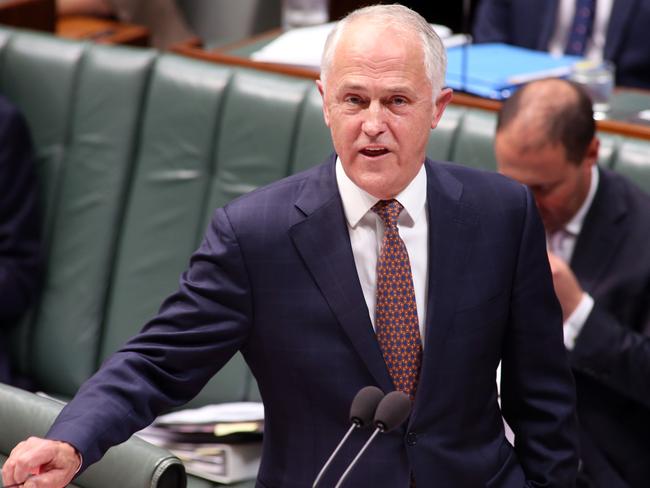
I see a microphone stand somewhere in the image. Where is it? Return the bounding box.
[333,427,382,488]
[312,423,358,488]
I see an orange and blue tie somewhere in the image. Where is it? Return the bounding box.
[372,199,422,402]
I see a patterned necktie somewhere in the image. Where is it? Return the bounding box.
[372,199,422,402]
[565,0,596,56]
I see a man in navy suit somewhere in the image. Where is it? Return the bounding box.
[473,0,650,89]
[0,95,41,386]
[2,5,579,488]
[495,78,650,488]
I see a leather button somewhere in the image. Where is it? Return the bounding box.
[406,431,417,446]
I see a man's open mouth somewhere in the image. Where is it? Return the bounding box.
[360,147,389,157]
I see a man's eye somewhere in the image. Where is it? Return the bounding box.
[345,96,363,105]
[391,97,408,106]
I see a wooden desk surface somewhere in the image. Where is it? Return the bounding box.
[57,15,149,47]
[172,30,650,141]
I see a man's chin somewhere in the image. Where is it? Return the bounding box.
[354,174,405,199]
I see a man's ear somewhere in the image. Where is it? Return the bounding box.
[583,136,600,169]
[431,88,453,129]
[316,79,330,127]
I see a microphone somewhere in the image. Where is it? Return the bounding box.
[312,386,384,488]
[334,390,412,488]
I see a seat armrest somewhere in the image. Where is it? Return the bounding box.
[0,383,186,488]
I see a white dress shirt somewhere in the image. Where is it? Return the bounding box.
[335,158,429,345]
[548,0,614,60]
[547,165,599,349]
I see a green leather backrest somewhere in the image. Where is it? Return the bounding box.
[452,109,498,171]
[290,86,333,173]
[203,70,312,214]
[611,138,650,193]
[0,29,156,395]
[32,45,155,396]
[0,28,11,62]
[426,104,464,161]
[0,30,85,379]
[0,32,83,240]
[596,132,619,168]
[100,55,232,362]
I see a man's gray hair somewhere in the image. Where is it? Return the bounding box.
[320,4,447,96]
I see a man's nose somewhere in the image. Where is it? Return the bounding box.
[361,101,386,137]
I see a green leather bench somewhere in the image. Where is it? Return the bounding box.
[1,25,649,487]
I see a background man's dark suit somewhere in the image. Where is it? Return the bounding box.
[472,0,650,89]
[46,156,578,487]
[0,95,41,385]
[568,168,650,487]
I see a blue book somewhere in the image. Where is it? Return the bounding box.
[445,43,582,100]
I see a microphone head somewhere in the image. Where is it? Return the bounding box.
[349,386,384,428]
[374,391,411,432]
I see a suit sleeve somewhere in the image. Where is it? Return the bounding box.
[500,186,579,487]
[0,103,42,322]
[570,298,650,408]
[472,0,512,43]
[46,206,253,472]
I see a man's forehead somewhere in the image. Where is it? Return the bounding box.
[335,79,420,94]
[335,19,422,59]
[327,26,427,89]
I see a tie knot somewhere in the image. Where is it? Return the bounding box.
[372,199,403,228]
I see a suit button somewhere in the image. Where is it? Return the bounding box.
[406,431,417,446]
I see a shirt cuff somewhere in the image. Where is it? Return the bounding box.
[563,292,594,350]
[74,450,83,475]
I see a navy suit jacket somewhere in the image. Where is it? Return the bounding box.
[48,157,578,487]
[472,0,650,89]
[0,95,41,385]
[568,169,650,488]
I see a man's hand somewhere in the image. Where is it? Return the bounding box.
[547,251,584,321]
[1,437,81,488]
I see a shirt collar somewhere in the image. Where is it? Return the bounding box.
[565,165,599,237]
[335,156,427,228]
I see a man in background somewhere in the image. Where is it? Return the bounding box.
[473,0,650,89]
[495,78,650,488]
[0,95,41,387]
[3,6,578,487]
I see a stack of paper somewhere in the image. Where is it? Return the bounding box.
[137,402,264,484]
[250,22,465,71]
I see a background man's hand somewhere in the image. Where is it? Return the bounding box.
[547,251,584,321]
[1,437,80,488]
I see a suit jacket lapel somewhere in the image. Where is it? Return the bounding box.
[604,0,638,60]
[289,157,394,392]
[415,161,478,412]
[571,169,628,294]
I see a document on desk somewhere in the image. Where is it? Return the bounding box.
[446,43,582,100]
[136,402,264,483]
[250,22,464,71]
